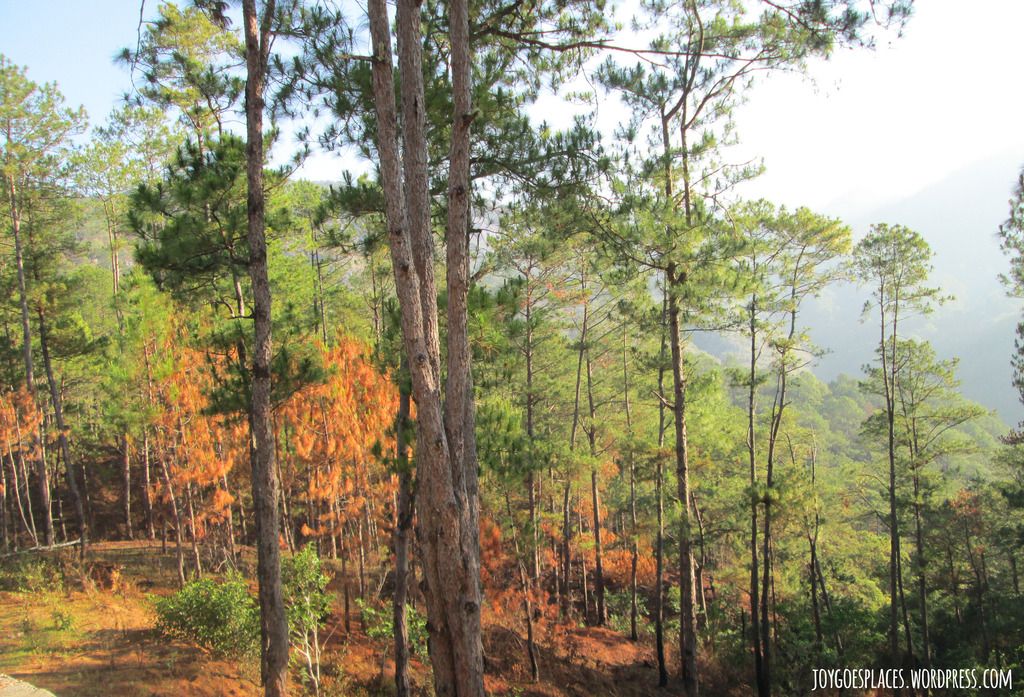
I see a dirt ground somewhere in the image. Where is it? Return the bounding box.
[0,541,716,696]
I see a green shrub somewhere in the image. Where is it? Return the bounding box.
[51,608,75,631]
[356,597,428,657]
[154,573,259,656]
[282,545,334,695]
[606,589,649,637]
[0,556,63,593]
[282,544,333,639]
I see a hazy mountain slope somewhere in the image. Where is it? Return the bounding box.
[804,150,1024,423]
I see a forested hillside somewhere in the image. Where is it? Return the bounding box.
[1,2,1022,697]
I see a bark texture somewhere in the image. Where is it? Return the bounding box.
[367,0,485,694]
[242,1,290,694]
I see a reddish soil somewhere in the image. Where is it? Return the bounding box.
[0,541,719,696]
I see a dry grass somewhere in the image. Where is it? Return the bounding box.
[0,541,724,696]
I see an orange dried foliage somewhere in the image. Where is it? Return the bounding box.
[145,331,398,543]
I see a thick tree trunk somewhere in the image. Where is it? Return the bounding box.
[367,0,485,693]
[242,2,290,694]
[438,0,486,687]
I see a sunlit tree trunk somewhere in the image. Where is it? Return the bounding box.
[367,0,485,691]
[668,272,699,697]
[242,1,289,694]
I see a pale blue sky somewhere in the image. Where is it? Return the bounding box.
[0,1,143,126]
[3,0,1022,212]
[3,0,1024,416]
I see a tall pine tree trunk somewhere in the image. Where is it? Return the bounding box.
[37,308,84,555]
[668,277,698,697]
[655,286,669,687]
[912,470,931,668]
[122,434,133,539]
[142,432,155,539]
[242,2,289,694]
[368,0,485,692]
[6,174,51,548]
[585,348,607,626]
[393,380,413,697]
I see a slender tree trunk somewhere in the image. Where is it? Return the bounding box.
[242,2,289,694]
[561,480,572,618]
[880,298,902,673]
[393,380,413,697]
[761,327,792,695]
[746,297,767,697]
[506,492,539,682]
[7,449,35,546]
[963,522,991,659]
[37,309,85,556]
[652,285,670,686]
[184,480,202,578]
[525,290,540,584]
[142,433,155,539]
[0,452,8,552]
[809,537,823,653]
[357,516,366,598]
[655,448,668,687]
[912,472,931,668]
[122,434,133,539]
[585,346,607,626]
[807,445,824,656]
[625,332,638,641]
[579,502,590,621]
[668,277,698,697]
[5,173,52,548]
[693,493,708,623]
[159,456,186,587]
[274,436,294,554]
[220,476,237,566]
[342,525,351,633]
[814,558,845,661]
[897,541,915,663]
